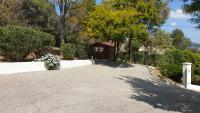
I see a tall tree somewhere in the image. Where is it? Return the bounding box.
[0,0,58,34]
[111,0,169,30]
[86,5,147,60]
[110,0,169,62]
[21,0,57,30]
[53,0,79,46]
[65,0,96,44]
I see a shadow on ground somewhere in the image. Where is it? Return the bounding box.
[116,75,200,113]
[94,60,134,68]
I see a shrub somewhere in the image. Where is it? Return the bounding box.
[36,54,60,70]
[75,44,88,59]
[61,43,76,60]
[160,64,182,82]
[34,31,55,57]
[0,25,54,62]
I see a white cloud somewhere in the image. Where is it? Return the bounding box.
[170,22,177,26]
[170,9,191,19]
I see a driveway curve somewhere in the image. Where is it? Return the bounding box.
[0,62,199,113]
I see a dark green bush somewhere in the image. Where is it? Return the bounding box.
[0,25,55,62]
[160,64,182,82]
[75,44,88,59]
[61,43,76,60]
[34,31,55,57]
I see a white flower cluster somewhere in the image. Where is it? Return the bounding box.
[35,54,60,70]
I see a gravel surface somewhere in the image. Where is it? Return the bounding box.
[0,62,199,113]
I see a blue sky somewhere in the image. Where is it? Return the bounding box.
[161,0,200,43]
[96,0,200,43]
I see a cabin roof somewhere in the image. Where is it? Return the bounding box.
[92,42,114,47]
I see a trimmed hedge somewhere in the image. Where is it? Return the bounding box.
[0,25,54,62]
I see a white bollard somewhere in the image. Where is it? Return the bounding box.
[91,56,95,64]
[183,62,192,89]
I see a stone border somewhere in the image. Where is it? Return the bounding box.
[0,60,93,75]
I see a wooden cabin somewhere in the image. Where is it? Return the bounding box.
[91,42,114,60]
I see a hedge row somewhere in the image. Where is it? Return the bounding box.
[0,25,55,62]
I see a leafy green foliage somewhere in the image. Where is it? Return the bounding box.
[111,0,169,28]
[0,25,55,62]
[61,43,76,60]
[86,4,149,61]
[97,0,169,62]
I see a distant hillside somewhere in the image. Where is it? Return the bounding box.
[191,42,200,48]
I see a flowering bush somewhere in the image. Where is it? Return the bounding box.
[36,54,60,70]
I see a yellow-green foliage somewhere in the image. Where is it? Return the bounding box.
[85,4,145,43]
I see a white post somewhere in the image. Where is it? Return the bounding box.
[91,56,95,64]
[183,62,192,89]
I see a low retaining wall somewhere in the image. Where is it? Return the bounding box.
[0,60,92,75]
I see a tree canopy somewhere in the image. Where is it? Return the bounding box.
[183,0,200,28]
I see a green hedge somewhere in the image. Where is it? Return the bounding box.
[0,25,54,62]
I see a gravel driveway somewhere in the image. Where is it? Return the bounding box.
[0,62,199,113]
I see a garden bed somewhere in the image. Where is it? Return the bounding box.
[0,60,92,75]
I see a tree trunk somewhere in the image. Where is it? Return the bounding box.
[59,15,65,46]
[128,37,132,63]
[116,42,120,60]
[113,41,117,61]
